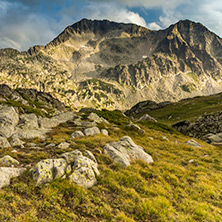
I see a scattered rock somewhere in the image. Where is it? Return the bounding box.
[0,155,19,167]
[0,167,26,189]
[101,129,109,136]
[71,130,84,139]
[137,114,157,122]
[188,159,194,163]
[103,136,153,167]
[147,137,154,140]
[84,127,100,136]
[0,136,11,148]
[160,136,169,141]
[184,139,202,148]
[58,142,70,149]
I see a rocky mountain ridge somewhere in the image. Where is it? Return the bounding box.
[1,19,222,109]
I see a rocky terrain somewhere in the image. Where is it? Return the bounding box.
[1,19,222,109]
[0,85,222,221]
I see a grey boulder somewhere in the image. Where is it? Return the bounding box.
[104,136,153,167]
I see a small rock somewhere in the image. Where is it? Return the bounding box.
[58,142,70,149]
[0,155,19,167]
[71,130,84,139]
[188,159,194,163]
[147,137,154,140]
[84,127,100,136]
[184,139,202,148]
[160,136,169,141]
[101,129,109,136]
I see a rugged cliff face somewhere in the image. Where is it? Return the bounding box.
[1,19,222,109]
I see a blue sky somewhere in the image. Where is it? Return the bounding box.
[1,0,222,51]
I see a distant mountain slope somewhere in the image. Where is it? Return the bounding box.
[1,19,222,109]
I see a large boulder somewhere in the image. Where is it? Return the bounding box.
[0,167,26,189]
[32,150,100,188]
[84,127,100,136]
[0,105,19,138]
[104,136,153,167]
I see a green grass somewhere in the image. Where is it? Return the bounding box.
[0,111,222,221]
[145,93,222,124]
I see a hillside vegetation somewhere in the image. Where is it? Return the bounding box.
[0,109,222,221]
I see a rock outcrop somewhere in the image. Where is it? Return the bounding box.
[173,111,222,144]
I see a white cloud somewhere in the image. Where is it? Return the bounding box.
[81,2,147,27]
[147,22,161,30]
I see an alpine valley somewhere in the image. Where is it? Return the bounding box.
[1,18,222,110]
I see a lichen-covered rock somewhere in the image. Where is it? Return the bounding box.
[0,155,19,167]
[101,129,109,136]
[83,150,98,164]
[88,113,109,124]
[69,155,99,188]
[84,127,100,136]
[32,158,68,186]
[58,142,70,149]
[104,136,153,167]
[71,130,84,139]
[0,167,26,188]
[184,139,202,148]
[33,150,100,188]
[0,136,11,148]
[60,150,83,164]
[0,105,19,138]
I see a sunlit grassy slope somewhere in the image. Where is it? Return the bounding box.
[140,93,222,125]
[0,110,222,221]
